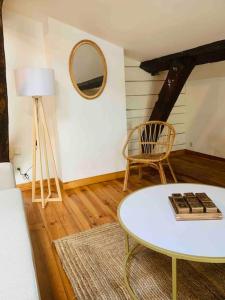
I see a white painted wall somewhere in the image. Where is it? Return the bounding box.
[124,56,187,155]
[3,9,127,183]
[186,74,225,158]
[3,9,48,184]
[5,5,225,186]
[45,19,127,182]
[5,0,225,61]
[125,58,225,160]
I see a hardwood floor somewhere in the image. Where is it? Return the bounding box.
[22,151,225,300]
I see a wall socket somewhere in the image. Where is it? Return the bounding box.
[16,167,30,180]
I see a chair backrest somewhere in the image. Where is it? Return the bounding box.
[123,121,176,161]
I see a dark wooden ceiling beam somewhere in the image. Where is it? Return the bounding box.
[140,39,225,75]
[139,39,225,144]
[0,0,9,162]
[142,58,195,144]
[149,58,195,122]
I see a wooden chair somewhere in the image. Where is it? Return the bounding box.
[122,121,177,191]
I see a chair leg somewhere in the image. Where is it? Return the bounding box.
[167,158,177,183]
[139,166,142,180]
[159,162,167,184]
[123,161,130,191]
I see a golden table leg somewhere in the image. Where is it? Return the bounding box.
[172,257,177,300]
[123,233,139,299]
[125,233,130,254]
[124,233,178,300]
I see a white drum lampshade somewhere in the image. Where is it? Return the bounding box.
[15,68,55,97]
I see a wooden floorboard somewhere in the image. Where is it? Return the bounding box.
[22,152,225,300]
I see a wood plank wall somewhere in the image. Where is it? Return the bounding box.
[124,56,186,155]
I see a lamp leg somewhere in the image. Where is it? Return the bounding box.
[32,100,37,202]
[39,99,62,202]
[34,98,45,208]
[40,102,52,199]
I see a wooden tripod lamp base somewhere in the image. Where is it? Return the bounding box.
[32,96,62,208]
[15,68,62,208]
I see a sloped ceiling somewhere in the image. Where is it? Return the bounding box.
[4,0,225,62]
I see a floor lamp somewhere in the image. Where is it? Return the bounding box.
[15,68,62,208]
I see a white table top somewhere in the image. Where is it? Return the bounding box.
[118,184,225,260]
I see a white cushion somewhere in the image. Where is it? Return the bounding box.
[0,188,40,299]
[0,163,16,190]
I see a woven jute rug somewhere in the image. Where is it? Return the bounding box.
[54,223,225,299]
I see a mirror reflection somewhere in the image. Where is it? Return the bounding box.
[69,40,107,99]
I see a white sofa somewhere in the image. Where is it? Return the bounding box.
[0,162,16,190]
[0,163,40,299]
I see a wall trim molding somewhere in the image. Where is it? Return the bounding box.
[16,178,63,192]
[16,181,33,191]
[170,149,186,157]
[16,150,184,191]
[185,149,225,162]
[62,171,125,190]
[16,171,125,191]
[17,149,225,192]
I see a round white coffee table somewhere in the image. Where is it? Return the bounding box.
[118,183,225,300]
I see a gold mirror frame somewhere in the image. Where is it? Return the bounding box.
[69,39,107,100]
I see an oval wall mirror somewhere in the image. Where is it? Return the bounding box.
[69,40,107,100]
